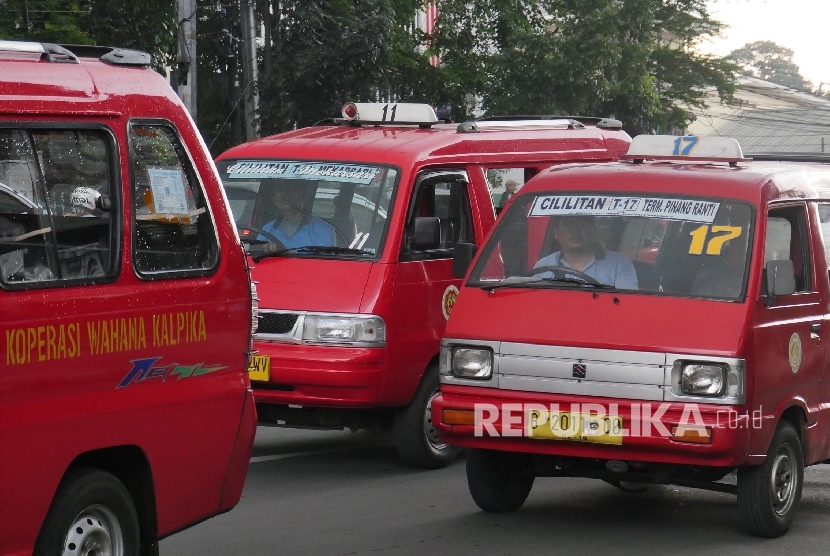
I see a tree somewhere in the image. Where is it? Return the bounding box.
[257,0,398,135]
[0,0,177,72]
[434,0,738,134]
[728,40,811,90]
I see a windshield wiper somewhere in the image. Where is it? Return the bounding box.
[481,276,615,291]
[250,245,371,262]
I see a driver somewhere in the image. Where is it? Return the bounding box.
[533,215,638,289]
[258,181,335,247]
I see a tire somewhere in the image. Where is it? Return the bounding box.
[34,467,141,556]
[737,420,804,538]
[393,364,461,469]
[466,449,535,512]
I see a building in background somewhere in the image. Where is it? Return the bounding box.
[687,76,830,154]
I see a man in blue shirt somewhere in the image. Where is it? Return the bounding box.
[258,182,335,248]
[534,215,638,289]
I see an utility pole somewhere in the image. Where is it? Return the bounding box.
[239,0,260,140]
[177,0,197,121]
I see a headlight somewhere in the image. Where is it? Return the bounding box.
[680,363,726,396]
[302,314,385,346]
[451,347,493,379]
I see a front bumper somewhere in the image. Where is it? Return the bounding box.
[250,340,386,407]
[433,385,751,467]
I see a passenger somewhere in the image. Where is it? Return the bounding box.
[499,179,519,208]
[258,182,335,247]
[533,215,638,289]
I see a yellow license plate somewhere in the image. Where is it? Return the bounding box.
[247,355,270,382]
[527,410,623,445]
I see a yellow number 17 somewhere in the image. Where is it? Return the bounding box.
[688,225,742,255]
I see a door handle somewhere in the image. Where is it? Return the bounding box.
[811,323,822,333]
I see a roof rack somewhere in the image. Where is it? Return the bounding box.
[476,115,624,130]
[745,153,830,163]
[0,40,151,67]
[0,40,79,63]
[456,115,624,133]
[61,44,152,67]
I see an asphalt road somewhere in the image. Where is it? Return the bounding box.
[160,426,830,555]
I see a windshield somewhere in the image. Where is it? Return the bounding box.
[469,193,754,301]
[216,159,398,259]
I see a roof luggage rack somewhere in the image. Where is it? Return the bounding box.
[477,115,623,129]
[0,40,79,63]
[745,153,830,163]
[0,40,151,67]
[457,115,624,133]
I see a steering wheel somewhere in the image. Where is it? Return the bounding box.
[237,225,287,250]
[531,265,602,286]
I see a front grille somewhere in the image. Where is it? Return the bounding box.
[257,312,299,335]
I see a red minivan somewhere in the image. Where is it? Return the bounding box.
[215,102,631,468]
[435,134,830,536]
[0,42,257,555]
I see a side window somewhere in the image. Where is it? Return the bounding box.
[816,203,830,280]
[485,167,538,212]
[766,205,811,293]
[0,128,117,287]
[403,172,473,259]
[130,123,217,275]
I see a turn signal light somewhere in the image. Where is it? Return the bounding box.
[670,426,712,444]
[443,409,476,426]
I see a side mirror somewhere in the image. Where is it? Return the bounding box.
[96,195,112,212]
[453,242,477,278]
[764,259,796,307]
[410,217,440,250]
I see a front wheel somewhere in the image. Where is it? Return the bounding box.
[737,420,804,537]
[393,364,461,469]
[466,449,535,512]
[34,467,141,556]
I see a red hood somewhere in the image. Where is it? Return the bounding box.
[446,286,751,357]
[251,257,373,313]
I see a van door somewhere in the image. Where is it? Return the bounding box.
[753,203,825,460]
[387,169,474,400]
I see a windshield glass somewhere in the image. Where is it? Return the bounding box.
[469,193,754,300]
[216,159,397,258]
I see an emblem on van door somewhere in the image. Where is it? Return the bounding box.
[573,364,586,378]
[789,333,802,374]
[442,285,459,320]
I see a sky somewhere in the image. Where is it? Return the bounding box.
[700,0,830,91]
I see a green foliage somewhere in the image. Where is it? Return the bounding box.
[434,0,737,134]
[0,0,176,71]
[259,0,397,134]
[729,40,812,91]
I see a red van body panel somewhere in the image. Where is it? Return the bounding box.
[218,120,632,422]
[0,46,255,554]
[435,157,830,468]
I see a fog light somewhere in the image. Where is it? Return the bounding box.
[670,426,712,444]
[443,409,476,426]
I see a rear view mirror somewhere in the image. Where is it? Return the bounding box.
[764,260,796,307]
[410,217,440,250]
[453,242,477,278]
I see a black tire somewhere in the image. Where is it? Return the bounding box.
[34,467,141,555]
[466,448,535,512]
[737,420,804,538]
[393,364,461,469]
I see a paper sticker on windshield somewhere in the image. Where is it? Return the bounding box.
[529,195,720,223]
[147,167,189,215]
[227,161,379,184]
